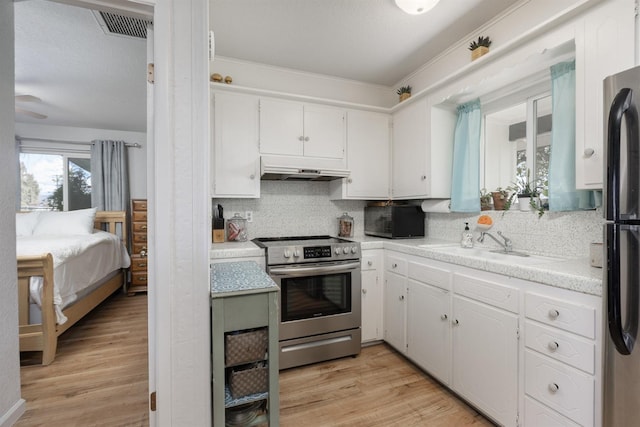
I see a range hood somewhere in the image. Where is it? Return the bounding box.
[260,156,350,181]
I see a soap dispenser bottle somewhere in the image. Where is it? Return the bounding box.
[461,222,474,248]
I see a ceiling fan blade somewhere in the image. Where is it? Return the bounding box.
[15,94,41,103]
[15,107,47,119]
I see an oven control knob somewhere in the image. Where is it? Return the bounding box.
[335,247,341,255]
[342,247,350,255]
[351,246,358,254]
[284,249,291,258]
[293,249,300,258]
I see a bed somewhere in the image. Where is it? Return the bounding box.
[16,209,131,365]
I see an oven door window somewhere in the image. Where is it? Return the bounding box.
[281,273,352,322]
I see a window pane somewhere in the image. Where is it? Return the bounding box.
[484,102,526,191]
[20,153,63,211]
[534,95,552,208]
[68,158,92,210]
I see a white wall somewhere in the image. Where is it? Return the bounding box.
[0,2,26,426]
[15,122,147,199]
[210,56,396,108]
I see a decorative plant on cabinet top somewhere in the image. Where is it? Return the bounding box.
[469,36,491,60]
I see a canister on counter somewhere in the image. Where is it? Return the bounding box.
[227,213,248,242]
[338,212,354,238]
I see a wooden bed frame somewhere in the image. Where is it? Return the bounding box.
[17,211,128,365]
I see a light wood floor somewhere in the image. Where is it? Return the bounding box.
[16,291,149,427]
[15,292,492,426]
[280,344,494,427]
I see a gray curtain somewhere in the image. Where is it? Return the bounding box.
[91,140,130,211]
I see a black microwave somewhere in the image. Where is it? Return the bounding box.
[364,205,425,239]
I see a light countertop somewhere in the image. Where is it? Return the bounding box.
[210,235,603,297]
[210,260,278,297]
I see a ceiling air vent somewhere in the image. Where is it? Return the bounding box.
[93,11,152,39]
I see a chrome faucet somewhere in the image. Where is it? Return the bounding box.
[477,231,513,253]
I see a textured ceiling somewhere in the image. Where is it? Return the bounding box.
[14,0,147,132]
[14,0,520,132]
[210,0,521,86]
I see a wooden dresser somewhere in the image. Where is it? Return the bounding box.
[129,199,148,295]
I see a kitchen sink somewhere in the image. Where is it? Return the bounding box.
[419,245,565,265]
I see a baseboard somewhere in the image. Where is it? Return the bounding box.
[0,399,26,427]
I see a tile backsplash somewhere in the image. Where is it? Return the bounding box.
[213,181,603,258]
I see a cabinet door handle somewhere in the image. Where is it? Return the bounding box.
[250,174,255,180]
[453,319,459,325]
[392,263,398,268]
[298,136,304,141]
[362,289,367,295]
[367,260,373,266]
[399,295,404,301]
[548,341,559,352]
[440,314,448,321]
[548,309,560,319]
[347,178,353,184]
[421,175,426,180]
[548,383,559,393]
[304,136,310,142]
[583,148,595,158]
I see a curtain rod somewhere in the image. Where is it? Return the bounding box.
[16,136,142,148]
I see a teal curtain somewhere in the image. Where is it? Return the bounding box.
[548,60,598,210]
[450,99,481,212]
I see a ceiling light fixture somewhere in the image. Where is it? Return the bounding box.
[394,0,440,15]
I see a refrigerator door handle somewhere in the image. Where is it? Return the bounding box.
[607,225,638,355]
[607,88,632,221]
[607,88,640,221]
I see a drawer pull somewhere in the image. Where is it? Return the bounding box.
[367,260,373,266]
[139,276,147,282]
[548,341,559,352]
[141,225,147,230]
[392,263,398,268]
[548,309,560,319]
[362,289,367,295]
[548,383,559,393]
[140,249,147,257]
[399,295,404,301]
[440,314,448,321]
[453,319,459,326]
[137,263,147,268]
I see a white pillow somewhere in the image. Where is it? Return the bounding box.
[33,208,98,236]
[16,211,40,236]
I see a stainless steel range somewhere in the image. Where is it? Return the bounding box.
[253,235,361,370]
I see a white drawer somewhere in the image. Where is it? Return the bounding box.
[525,292,596,339]
[408,261,451,291]
[525,321,595,374]
[361,253,380,271]
[524,396,581,427]
[385,254,407,275]
[453,273,519,313]
[525,350,594,427]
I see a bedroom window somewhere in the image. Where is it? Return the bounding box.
[20,152,91,211]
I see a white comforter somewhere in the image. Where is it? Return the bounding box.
[17,231,131,324]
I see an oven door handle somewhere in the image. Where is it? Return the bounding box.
[269,261,361,277]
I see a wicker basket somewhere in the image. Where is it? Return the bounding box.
[225,328,268,367]
[229,365,268,399]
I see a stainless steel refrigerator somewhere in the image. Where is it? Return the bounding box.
[603,64,640,427]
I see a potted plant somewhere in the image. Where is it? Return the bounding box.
[397,85,412,102]
[480,188,492,210]
[469,36,492,61]
[508,169,545,217]
[491,187,510,210]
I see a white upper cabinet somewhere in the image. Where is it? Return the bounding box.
[392,98,429,198]
[211,92,260,198]
[575,0,635,190]
[259,97,346,160]
[392,98,455,199]
[330,110,390,200]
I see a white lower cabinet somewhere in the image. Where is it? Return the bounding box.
[452,294,518,426]
[361,250,383,343]
[384,253,407,353]
[382,250,601,427]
